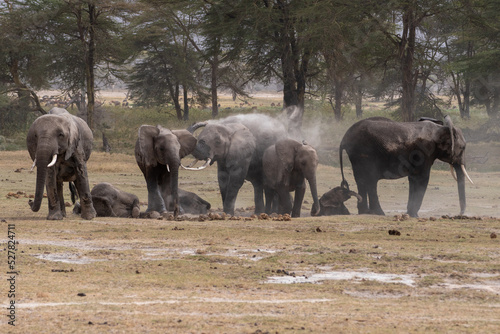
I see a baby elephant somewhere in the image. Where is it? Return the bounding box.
[74,183,141,218]
[263,138,320,217]
[318,186,362,215]
[174,189,211,215]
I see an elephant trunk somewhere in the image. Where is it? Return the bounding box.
[166,149,181,217]
[307,173,320,216]
[350,191,363,203]
[453,163,466,215]
[170,166,180,217]
[30,145,56,212]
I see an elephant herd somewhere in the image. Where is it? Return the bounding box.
[26,108,473,221]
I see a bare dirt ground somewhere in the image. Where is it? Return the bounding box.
[1,150,499,333]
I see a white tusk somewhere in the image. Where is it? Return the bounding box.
[167,164,170,172]
[461,164,474,185]
[182,158,211,171]
[31,158,37,171]
[47,154,57,167]
[449,164,457,181]
[185,159,199,168]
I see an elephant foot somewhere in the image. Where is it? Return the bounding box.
[131,207,140,218]
[47,211,64,220]
[81,205,97,220]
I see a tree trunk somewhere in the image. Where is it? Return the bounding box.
[333,75,343,121]
[174,83,182,120]
[211,55,219,118]
[183,85,189,121]
[354,75,363,118]
[85,3,96,131]
[400,3,417,122]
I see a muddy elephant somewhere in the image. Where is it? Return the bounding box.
[177,189,211,214]
[73,183,140,218]
[135,125,197,217]
[318,187,362,215]
[26,107,96,220]
[262,139,320,217]
[185,114,288,216]
[339,116,473,217]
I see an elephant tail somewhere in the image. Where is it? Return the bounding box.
[339,144,349,191]
[69,182,78,204]
[187,122,208,134]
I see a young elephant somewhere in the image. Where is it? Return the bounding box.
[73,183,140,218]
[263,139,320,217]
[318,186,362,215]
[177,189,211,214]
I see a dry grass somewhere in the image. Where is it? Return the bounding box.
[1,150,499,333]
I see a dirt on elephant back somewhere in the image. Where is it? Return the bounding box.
[0,150,499,333]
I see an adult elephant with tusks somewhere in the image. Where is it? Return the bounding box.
[339,116,474,217]
[26,107,96,220]
[135,125,197,217]
[185,114,288,216]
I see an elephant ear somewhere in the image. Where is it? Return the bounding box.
[137,125,160,167]
[64,114,81,161]
[26,123,38,161]
[275,139,301,173]
[172,129,197,159]
[226,124,256,169]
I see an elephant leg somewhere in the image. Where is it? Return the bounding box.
[291,182,306,217]
[407,173,430,217]
[367,180,384,215]
[74,165,96,220]
[219,167,245,216]
[276,188,292,215]
[356,182,369,214]
[56,180,66,217]
[146,176,167,213]
[264,188,275,214]
[46,169,63,220]
[252,180,265,214]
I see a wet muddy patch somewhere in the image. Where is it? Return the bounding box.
[33,252,106,264]
[265,269,417,286]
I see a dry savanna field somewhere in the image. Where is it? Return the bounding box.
[0,145,499,333]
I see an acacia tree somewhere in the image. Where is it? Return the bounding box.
[48,0,133,130]
[364,0,455,121]
[0,0,56,129]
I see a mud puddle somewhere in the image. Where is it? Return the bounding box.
[266,270,417,286]
[33,252,106,264]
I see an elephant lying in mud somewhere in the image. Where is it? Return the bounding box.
[73,183,211,217]
[318,187,362,215]
[177,189,211,214]
[73,183,140,218]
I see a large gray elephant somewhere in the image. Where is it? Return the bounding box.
[73,182,140,218]
[262,139,320,217]
[185,114,288,216]
[318,186,362,215]
[26,107,96,220]
[339,116,474,217]
[135,125,197,217]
